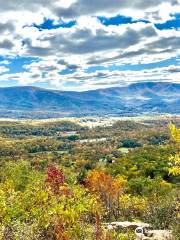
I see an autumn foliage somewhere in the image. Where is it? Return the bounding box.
[0,120,180,239]
[45,165,70,196]
[55,222,69,240]
[168,123,180,176]
[85,170,126,219]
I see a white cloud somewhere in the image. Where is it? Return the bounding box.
[18,20,179,67]
[0,65,9,74]
[0,0,179,90]
[0,60,10,65]
[53,0,179,23]
[0,63,179,91]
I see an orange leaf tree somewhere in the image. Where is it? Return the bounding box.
[85,170,126,220]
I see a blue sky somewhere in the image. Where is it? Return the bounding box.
[0,0,179,91]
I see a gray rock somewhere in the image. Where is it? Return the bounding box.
[103,221,151,231]
[135,227,173,240]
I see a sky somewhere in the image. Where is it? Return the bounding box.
[0,0,179,91]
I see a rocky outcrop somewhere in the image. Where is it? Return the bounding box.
[103,221,151,231]
[103,222,174,240]
[135,228,173,240]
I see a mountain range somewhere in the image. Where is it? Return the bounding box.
[0,82,179,119]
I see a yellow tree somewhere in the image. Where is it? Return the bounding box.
[169,123,180,176]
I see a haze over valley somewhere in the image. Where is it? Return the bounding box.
[0,82,179,119]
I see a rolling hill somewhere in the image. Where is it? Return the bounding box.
[0,82,179,118]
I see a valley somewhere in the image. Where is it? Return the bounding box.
[0,117,179,239]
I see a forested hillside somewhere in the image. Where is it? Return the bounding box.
[0,119,179,239]
[0,82,179,118]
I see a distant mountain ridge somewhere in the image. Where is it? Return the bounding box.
[0,82,179,119]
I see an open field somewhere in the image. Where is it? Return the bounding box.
[0,114,179,128]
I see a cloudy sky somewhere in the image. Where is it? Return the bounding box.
[0,0,180,91]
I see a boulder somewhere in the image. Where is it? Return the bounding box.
[103,222,174,240]
[135,227,173,240]
[147,230,173,240]
[103,221,151,231]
